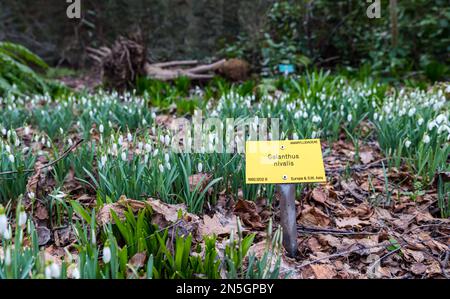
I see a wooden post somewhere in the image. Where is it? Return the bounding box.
[278,184,297,257]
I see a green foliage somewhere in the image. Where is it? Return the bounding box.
[0,42,49,96]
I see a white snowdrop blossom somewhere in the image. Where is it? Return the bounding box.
[45,265,52,279]
[18,210,27,226]
[0,213,7,235]
[99,124,104,134]
[121,152,127,162]
[127,132,133,143]
[8,154,14,163]
[5,247,11,266]
[3,225,11,240]
[51,262,61,278]
[347,114,353,122]
[72,266,80,279]
[418,118,424,126]
[435,114,447,125]
[197,162,203,173]
[428,121,436,131]
[100,155,108,168]
[166,162,171,170]
[159,164,164,173]
[408,108,416,117]
[164,153,170,163]
[423,134,431,144]
[405,140,411,148]
[103,246,111,264]
[164,135,170,146]
[145,143,152,153]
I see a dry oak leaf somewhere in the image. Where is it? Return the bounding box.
[233,200,265,230]
[308,264,337,279]
[299,206,330,227]
[311,188,327,204]
[129,252,147,269]
[360,151,374,164]
[411,263,427,275]
[199,213,238,237]
[335,217,370,229]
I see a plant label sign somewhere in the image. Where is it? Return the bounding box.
[245,139,326,184]
[278,64,295,74]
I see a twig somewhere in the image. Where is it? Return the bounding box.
[297,244,386,269]
[297,225,379,236]
[366,247,401,278]
[0,139,84,177]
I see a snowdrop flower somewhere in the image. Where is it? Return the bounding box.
[347,114,353,122]
[3,225,11,240]
[145,143,152,153]
[144,154,149,164]
[103,245,111,264]
[427,121,437,131]
[164,135,170,146]
[138,142,143,151]
[373,112,378,121]
[159,164,164,173]
[51,262,61,278]
[72,266,80,279]
[121,152,127,162]
[45,264,52,279]
[423,134,431,144]
[164,153,170,163]
[127,132,133,143]
[197,162,203,173]
[293,133,299,140]
[100,155,108,168]
[91,230,96,245]
[408,108,416,117]
[59,127,64,135]
[8,154,14,163]
[151,127,156,135]
[1,128,6,136]
[14,138,20,147]
[24,126,30,135]
[438,124,449,135]
[436,114,447,125]
[405,140,412,148]
[166,162,171,171]
[5,247,11,266]
[99,124,104,134]
[28,192,35,200]
[5,144,11,153]
[418,118,424,126]
[18,209,27,226]
[159,135,165,144]
[311,131,317,138]
[0,208,7,235]
[153,148,159,157]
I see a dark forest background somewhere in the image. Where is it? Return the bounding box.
[0,0,449,79]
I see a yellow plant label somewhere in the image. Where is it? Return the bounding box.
[245,139,326,184]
